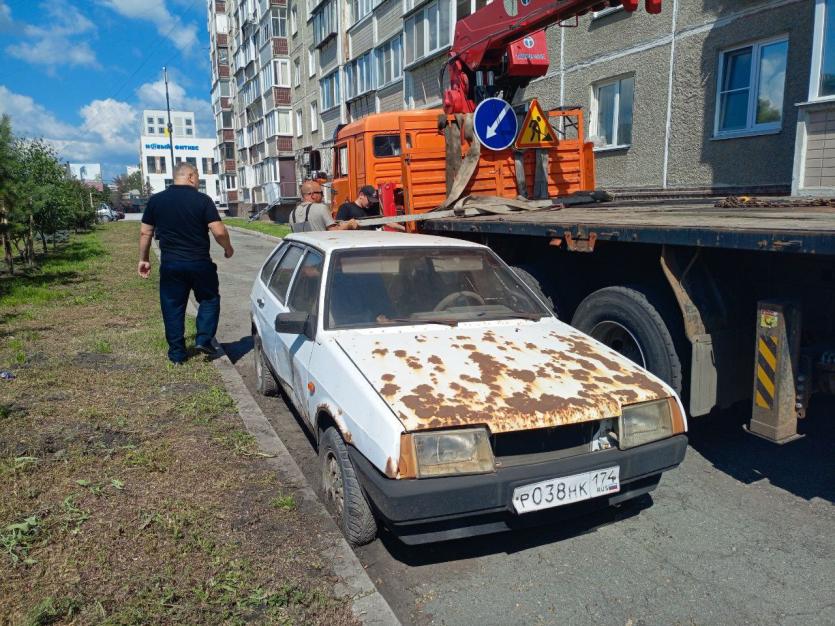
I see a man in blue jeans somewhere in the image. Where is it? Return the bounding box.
[137,162,234,364]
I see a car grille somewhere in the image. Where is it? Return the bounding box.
[491,421,610,468]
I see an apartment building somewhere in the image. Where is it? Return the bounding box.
[208,0,299,216]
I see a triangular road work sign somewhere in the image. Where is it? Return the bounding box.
[515,99,558,149]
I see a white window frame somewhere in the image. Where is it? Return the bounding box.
[713,35,788,139]
[295,109,304,137]
[273,58,292,87]
[290,4,298,35]
[810,0,835,101]
[310,101,319,132]
[589,74,634,150]
[271,6,288,38]
[350,0,373,25]
[404,0,451,67]
[293,58,301,87]
[308,48,317,77]
[375,35,403,88]
[346,51,374,99]
[321,70,340,111]
[277,109,292,135]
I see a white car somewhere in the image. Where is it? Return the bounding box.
[250,231,687,546]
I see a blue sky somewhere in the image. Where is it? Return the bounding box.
[0,0,214,181]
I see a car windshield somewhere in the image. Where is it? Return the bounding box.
[325,247,551,329]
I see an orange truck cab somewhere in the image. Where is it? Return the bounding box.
[329,107,595,219]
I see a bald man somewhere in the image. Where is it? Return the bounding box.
[139,162,233,364]
[289,180,358,232]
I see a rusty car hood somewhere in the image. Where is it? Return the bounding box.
[334,319,672,433]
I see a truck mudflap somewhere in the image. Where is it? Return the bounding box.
[348,434,687,544]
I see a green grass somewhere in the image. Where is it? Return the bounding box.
[223,217,290,239]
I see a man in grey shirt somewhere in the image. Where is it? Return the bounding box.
[290,180,358,231]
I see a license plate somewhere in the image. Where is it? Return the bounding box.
[511,466,620,514]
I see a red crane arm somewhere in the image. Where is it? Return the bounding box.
[454,0,661,71]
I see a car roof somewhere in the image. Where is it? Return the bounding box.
[285,230,487,253]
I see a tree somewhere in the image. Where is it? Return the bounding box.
[0,115,18,272]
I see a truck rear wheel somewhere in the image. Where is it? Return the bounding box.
[510,266,556,315]
[570,286,683,394]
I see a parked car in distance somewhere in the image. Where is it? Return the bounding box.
[96,204,117,223]
[250,231,688,546]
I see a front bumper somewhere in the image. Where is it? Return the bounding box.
[349,434,687,544]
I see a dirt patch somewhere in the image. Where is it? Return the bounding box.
[72,351,136,371]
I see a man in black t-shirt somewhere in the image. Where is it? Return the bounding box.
[138,162,234,364]
[336,185,380,229]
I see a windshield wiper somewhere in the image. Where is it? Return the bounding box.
[386,317,459,327]
[477,311,544,321]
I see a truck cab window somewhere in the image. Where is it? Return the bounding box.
[373,135,401,157]
[335,144,349,177]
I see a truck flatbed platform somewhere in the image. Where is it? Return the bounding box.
[421,198,835,255]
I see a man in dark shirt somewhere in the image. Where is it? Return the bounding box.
[138,162,234,364]
[336,185,380,229]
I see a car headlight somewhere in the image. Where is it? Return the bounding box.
[399,428,495,478]
[619,399,674,449]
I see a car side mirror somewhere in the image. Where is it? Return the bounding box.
[275,312,315,339]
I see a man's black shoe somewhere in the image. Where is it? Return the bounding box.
[195,343,217,356]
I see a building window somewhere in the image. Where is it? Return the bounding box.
[164,178,173,187]
[147,116,153,124]
[198,180,207,193]
[296,109,303,137]
[271,6,288,37]
[293,58,301,87]
[715,37,788,137]
[312,0,337,47]
[310,101,318,132]
[811,0,835,99]
[278,110,292,135]
[147,127,155,134]
[346,51,374,99]
[223,144,235,159]
[186,128,193,135]
[273,59,292,87]
[308,48,316,77]
[186,118,192,126]
[146,156,167,174]
[202,157,215,174]
[591,75,634,148]
[375,35,402,87]
[157,117,164,125]
[350,0,372,24]
[455,0,490,19]
[291,5,298,34]
[321,71,340,110]
[404,0,450,66]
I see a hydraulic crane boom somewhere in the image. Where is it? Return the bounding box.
[443,0,662,114]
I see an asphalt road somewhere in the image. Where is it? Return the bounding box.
[212,229,835,625]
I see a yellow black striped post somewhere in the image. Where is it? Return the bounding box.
[755,334,778,410]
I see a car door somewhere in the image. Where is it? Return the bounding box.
[252,242,287,357]
[277,248,324,423]
[263,244,305,386]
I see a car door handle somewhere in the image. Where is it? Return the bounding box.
[256,298,265,308]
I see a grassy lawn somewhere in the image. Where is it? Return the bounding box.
[223,218,290,239]
[0,224,354,625]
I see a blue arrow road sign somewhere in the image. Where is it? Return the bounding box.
[473,97,518,151]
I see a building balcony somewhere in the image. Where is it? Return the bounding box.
[227,190,238,203]
[216,33,227,46]
[224,159,237,173]
[217,63,230,78]
[272,38,289,56]
[215,1,225,13]
[219,129,234,141]
[276,136,293,152]
[272,87,291,106]
[270,0,288,5]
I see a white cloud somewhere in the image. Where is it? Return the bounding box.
[136,77,213,134]
[0,2,12,32]
[0,86,138,175]
[99,0,199,53]
[5,3,99,69]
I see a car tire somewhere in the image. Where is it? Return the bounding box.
[570,285,683,395]
[253,334,279,396]
[319,427,377,547]
[510,266,556,315]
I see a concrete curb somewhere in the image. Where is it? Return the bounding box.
[208,348,401,626]
[225,224,284,244]
[152,243,399,625]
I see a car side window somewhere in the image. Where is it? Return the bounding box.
[287,250,324,315]
[260,242,288,284]
[268,245,304,303]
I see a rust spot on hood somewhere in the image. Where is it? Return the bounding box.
[382,373,395,382]
[394,349,407,358]
[385,457,397,478]
[372,348,388,356]
[381,383,400,397]
[507,368,536,383]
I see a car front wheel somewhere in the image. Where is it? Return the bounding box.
[319,426,377,547]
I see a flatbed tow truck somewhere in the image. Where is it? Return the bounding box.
[318,0,835,441]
